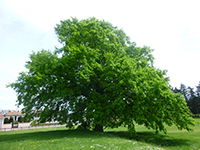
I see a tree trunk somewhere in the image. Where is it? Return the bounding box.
[94,124,103,132]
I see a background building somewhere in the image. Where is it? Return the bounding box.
[0,113,5,129]
[4,110,25,121]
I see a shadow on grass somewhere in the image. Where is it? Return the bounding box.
[106,130,190,147]
[0,128,113,143]
[0,128,190,148]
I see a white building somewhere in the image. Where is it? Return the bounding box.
[0,113,5,129]
[4,110,25,121]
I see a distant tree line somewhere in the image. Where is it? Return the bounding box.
[169,82,200,117]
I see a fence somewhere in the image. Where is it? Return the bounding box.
[0,124,66,132]
[18,122,32,128]
[1,123,12,129]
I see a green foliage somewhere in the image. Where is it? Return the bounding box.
[170,82,200,117]
[76,122,90,131]
[18,116,23,123]
[4,118,9,124]
[22,116,31,123]
[14,121,18,124]
[7,17,195,134]
[30,120,37,126]
[9,117,13,123]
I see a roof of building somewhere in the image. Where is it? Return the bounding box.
[4,111,25,116]
[0,113,4,118]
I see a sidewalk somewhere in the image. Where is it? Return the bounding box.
[0,124,66,132]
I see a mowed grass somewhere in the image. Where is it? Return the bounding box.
[0,119,199,150]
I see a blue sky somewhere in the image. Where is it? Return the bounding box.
[0,0,200,110]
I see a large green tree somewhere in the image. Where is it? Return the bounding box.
[8,17,194,133]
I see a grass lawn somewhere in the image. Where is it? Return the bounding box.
[0,118,199,150]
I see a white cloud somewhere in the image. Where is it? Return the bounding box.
[0,96,5,100]
[0,94,18,110]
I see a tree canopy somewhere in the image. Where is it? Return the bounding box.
[7,17,194,133]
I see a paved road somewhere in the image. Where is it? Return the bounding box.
[0,124,66,132]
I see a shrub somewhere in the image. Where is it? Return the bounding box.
[4,118,9,124]
[9,117,14,123]
[30,120,37,126]
[18,116,23,123]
